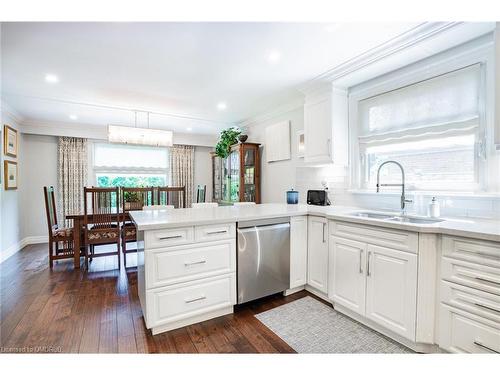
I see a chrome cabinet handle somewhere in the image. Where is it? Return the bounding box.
[327,139,331,158]
[474,341,500,354]
[185,296,206,304]
[367,251,372,277]
[322,222,326,243]
[159,235,182,240]
[207,230,227,235]
[475,277,500,287]
[474,303,500,315]
[359,249,363,274]
[184,260,206,267]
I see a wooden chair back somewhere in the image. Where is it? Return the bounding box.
[121,187,154,213]
[155,186,186,208]
[196,184,207,203]
[84,187,120,229]
[43,186,58,234]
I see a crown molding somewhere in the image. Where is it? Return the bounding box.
[0,99,24,124]
[299,22,464,94]
[238,97,304,129]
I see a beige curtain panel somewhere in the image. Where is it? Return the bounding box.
[57,137,88,226]
[169,145,195,208]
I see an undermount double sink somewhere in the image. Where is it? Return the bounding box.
[348,211,445,225]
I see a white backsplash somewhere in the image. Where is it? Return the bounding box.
[295,164,500,220]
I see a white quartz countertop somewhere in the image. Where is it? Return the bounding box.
[129,203,500,242]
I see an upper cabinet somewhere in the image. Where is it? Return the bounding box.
[303,86,349,164]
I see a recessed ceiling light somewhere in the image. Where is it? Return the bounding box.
[69,114,78,120]
[268,50,281,64]
[186,127,193,132]
[217,102,227,111]
[45,73,59,83]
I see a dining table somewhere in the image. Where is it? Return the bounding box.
[66,212,130,269]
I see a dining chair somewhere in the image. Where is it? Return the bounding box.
[43,186,79,268]
[233,202,256,206]
[83,187,121,269]
[143,205,175,210]
[196,184,207,203]
[121,187,154,267]
[155,186,186,208]
[191,202,218,208]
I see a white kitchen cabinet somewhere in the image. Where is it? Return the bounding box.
[290,216,308,289]
[307,216,329,294]
[438,235,500,353]
[303,87,348,164]
[365,244,417,340]
[329,220,419,342]
[329,236,366,315]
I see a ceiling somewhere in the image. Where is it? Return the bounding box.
[0,21,458,134]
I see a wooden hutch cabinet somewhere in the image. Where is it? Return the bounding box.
[211,142,261,204]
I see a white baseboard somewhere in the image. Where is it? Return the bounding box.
[0,235,48,264]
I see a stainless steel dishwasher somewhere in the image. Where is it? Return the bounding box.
[237,217,290,304]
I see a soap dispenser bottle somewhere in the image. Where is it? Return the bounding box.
[428,197,440,218]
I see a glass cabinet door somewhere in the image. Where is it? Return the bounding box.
[242,146,256,202]
[229,149,240,202]
[212,156,222,201]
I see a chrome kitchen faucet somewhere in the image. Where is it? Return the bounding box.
[376,160,413,215]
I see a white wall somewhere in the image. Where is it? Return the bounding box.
[194,146,213,202]
[244,106,303,204]
[19,134,58,239]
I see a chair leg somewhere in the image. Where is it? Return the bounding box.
[85,247,89,270]
[117,240,121,269]
[49,240,54,268]
[123,237,127,268]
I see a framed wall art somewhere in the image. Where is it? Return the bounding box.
[4,160,18,190]
[3,124,18,158]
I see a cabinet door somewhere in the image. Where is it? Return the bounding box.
[290,216,308,289]
[329,236,366,315]
[307,216,329,294]
[366,244,417,340]
[304,97,332,163]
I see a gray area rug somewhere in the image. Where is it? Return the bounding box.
[255,296,414,353]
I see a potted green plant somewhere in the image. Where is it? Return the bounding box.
[215,127,242,158]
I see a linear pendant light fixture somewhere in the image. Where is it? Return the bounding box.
[108,112,173,147]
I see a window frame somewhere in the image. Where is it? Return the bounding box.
[348,37,495,194]
[90,142,169,188]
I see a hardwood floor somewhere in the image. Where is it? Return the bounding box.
[0,243,322,353]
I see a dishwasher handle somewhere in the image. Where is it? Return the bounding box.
[237,222,290,233]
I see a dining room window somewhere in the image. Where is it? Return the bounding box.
[353,63,486,192]
[92,142,169,188]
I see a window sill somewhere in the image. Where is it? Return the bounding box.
[347,189,500,200]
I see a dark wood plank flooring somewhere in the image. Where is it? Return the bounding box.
[0,243,325,353]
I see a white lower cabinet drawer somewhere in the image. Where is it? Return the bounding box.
[145,226,194,249]
[147,273,236,328]
[195,223,236,242]
[441,257,500,296]
[145,240,236,288]
[441,281,500,323]
[439,304,500,353]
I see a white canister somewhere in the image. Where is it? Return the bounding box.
[428,197,440,218]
